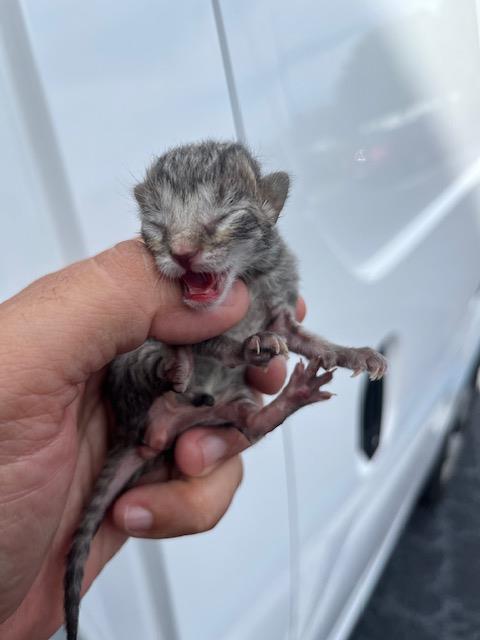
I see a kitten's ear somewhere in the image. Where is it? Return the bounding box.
[134,182,147,207]
[260,171,290,221]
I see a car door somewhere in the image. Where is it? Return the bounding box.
[219,0,480,638]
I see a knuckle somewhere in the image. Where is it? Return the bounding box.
[93,240,154,291]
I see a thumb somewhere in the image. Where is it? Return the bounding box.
[0,240,250,386]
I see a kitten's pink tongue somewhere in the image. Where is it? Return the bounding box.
[181,272,219,302]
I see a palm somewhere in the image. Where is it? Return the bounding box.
[1,372,129,638]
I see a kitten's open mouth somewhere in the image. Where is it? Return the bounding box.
[180,271,227,304]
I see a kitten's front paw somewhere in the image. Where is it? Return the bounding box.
[336,347,387,381]
[243,331,288,367]
[163,346,193,393]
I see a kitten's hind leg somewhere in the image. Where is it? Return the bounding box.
[137,363,333,478]
[231,360,335,443]
[196,361,335,445]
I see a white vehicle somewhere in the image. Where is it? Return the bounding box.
[2,1,480,639]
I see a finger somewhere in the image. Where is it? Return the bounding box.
[0,240,250,384]
[296,296,306,322]
[174,426,251,477]
[112,455,243,538]
[245,356,288,395]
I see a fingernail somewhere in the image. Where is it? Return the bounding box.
[200,435,229,466]
[124,506,154,533]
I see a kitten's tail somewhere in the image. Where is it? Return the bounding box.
[64,444,152,640]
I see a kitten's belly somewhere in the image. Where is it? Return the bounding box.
[190,355,248,403]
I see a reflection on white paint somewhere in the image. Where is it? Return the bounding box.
[355,155,480,282]
[359,91,460,136]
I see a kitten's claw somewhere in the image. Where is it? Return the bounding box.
[284,357,335,407]
[251,336,261,355]
[368,364,383,381]
[243,332,289,366]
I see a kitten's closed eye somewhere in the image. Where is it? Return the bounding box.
[214,212,231,225]
[204,213,231,235]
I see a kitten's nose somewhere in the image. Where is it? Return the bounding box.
[170,244,199,269]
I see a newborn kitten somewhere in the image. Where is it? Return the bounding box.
[64,140,387,640]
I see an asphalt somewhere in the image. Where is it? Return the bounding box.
[350,395,480,640]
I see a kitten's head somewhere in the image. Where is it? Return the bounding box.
[135,141,289,308]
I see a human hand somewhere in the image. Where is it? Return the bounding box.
[0,240,302,639]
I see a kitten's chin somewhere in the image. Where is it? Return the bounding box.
[180,269,234,309]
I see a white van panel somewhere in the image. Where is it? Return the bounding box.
[22,0,238,255]
[220,0,480,637]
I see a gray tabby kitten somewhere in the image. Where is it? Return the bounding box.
[64,140,387,640]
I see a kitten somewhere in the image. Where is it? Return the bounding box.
[64,141,387,640]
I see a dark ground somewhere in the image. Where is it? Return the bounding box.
[350,396,480,640]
